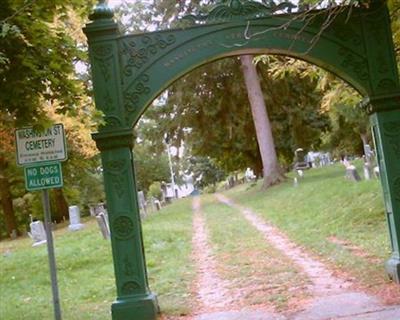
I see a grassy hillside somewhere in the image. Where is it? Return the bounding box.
[226,163,392,292]
[0,163,395,319]
[0,198,194,319]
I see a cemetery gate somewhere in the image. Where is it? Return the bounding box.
[83,1,400,319]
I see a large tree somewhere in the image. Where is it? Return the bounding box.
[142,55,328,168]
[0,0,92,123]
[241,55,284,188]
[118,0,331,183]
[117,0,287,188]
[0,115,19,237]
[0,0,96,237]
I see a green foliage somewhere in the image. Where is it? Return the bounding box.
[148,182,163,200]
[0,0,93,124]
[133,142,170,192]
[145,56,329,173]
[257,57,330,164]
[188,156,226,189]
[388,0,400,65]
[319,76,367,157]
[203,185,217,193]
[0,0,100,237]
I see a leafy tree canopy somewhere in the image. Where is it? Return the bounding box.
[0,0,94,125]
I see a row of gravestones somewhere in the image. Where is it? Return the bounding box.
[28,203,110,246]
[28,192,167,247]
[345,162,379,182]
[344,145,378,182]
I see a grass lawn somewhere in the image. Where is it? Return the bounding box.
[0,198,194,319]
[0,163,396,319]
[225,163,393,291]
[143,197,195,316]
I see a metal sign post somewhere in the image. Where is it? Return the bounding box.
[42,189,62,320]
[16,123,67,320]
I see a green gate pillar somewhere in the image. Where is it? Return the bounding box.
[84,2,159,319]
[94,130,158,319]
[367,95,400,283]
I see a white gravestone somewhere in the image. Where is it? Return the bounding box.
[29,221,47,246]
[91,203,106,216]
[245,168,256,182]
[68,205,84,231]
[138,191,147,218]
[96,212,110,240]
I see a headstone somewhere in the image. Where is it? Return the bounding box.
[96,203,106,215]
[374,166,380,178]
[138,191,147,218]
[228,176,235,188]
[68,205,84,231]
[96,212,110,240]
[154,199,161,211]
[89,206,95,217]
[90,202,107,216]
[245,168,256,182]
[297,169,304,178]
[10,229,17,239]
[363,162,373,180]
[29,221,47,246]
[345,165,361,182]
[294,148,309,170]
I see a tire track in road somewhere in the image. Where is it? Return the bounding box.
[214,193,398,320]
[192,197,232,312]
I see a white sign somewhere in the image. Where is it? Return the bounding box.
[15,124,67,165]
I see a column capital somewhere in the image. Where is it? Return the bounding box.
[83,1,120,40]
[92,129,134,151]
[361,92,400,114]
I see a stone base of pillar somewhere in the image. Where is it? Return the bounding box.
[385,256,400,284]
[112,293,159,320]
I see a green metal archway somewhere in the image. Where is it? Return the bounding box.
[83,1,400,319]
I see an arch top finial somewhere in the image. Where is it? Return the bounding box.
[89,0,114,21]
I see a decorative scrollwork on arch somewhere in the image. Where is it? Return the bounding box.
[121,34,176,76]
[124,74,151,112]
[93,44,114,82]
[338,47,369,81]
[103,159,128,197]
[183,0,296,24]
[104,116,123,128]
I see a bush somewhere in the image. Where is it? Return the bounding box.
[203,185,217,194]
[148,182,163,200]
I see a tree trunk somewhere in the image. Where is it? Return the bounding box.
[240,55,284,189]
[52,188,69,223]
[0,157,18,238]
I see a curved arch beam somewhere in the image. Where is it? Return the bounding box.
[121,19,370,126]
